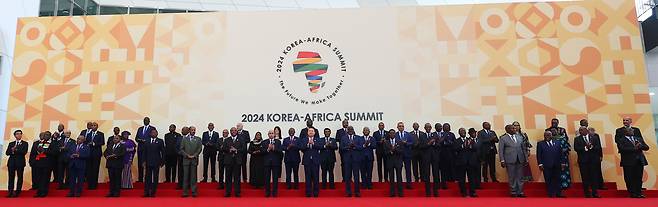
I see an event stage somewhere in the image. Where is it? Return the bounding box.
[1,182,657,207]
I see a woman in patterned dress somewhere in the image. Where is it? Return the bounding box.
[120,131,137,189]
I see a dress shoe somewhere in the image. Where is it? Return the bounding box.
[142,194,150,197]
[6,192,13,198]
[212,179,218,183]
[66,194,75,197]
[355,194,361,197]
[200,179,208,183]
[235,194,241,197]
[492,180,500,183]
[599,186,608,190]
[265,193,271,197]
[510,194,517,198]
[345,194,352,197]
[398,194,404,197]
[33,194,41,198]
[556,194,566,198]
[585,194,592,198]
[313,194,319,197]
[461,193,468,197]
[638,194,646,198]
[517,194,527,198]
[182,194,189,198]
[592,194,601,198]
[224,194,231,197]
[469,193,478,198]
[192,194,197,197]
[105,194,114,197]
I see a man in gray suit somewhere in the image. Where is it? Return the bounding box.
[180,126,203,197]
[498,124,527,198]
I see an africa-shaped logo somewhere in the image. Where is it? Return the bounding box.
[292,51,328,93]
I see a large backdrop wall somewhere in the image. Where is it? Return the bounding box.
[3,0,656,189]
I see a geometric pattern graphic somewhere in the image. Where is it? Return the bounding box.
[3,1,655,190]
[397,1,654,189]
[293,51,328,93]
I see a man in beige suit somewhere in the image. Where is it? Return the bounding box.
[180,126,203,197]
[498,124,527,198]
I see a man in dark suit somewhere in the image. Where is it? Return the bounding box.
[217,129,229,189]
[83,122,104,189]
[300,127,324,197]
[283,128,300,189]
[588,127,606,190]
[384,129,404,197]
[410,123,422,182]
[361,127,376,189]
[31,131,57,197]
[164,124,181,183]
[454,128,480,197]
[468,128,483,189]
[6,130,28,198]
[537,130,565,198]
[300,120,320,140]
[201,123,219,183]
[50,126,65,188]
[320,128,337,189]
[221,127,246,197]
[236,123,250,183]
[574,126,602,198]
[176,126,189,190]
[141,128,165,197]
[373,122,387,182]
[263,130,283,197]
[478,122,499,182]
[615,118,650,198]
[104,134,126,197]
[340,126,365,197]
[395,122,414,189]
[66,135,90,197]
[54,130,73,189]
[416,123,432,196]
[438,123,456,189]
[428,123,442,196]
[135,117,154,183]
[336,119,349,181]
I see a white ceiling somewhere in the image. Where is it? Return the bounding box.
[94,0,576,11]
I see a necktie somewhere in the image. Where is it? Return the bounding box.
[390,139,394,145]
[143,126,148,136]
[151,138,155,143]
[512,135,516,143]
[76,144,81,152]
[585,136,589,144]
[113,144,118,150]
[548,141,552,147]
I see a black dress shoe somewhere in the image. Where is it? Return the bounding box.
[200,179,207,183]
[510,194,517,198]
[6,192,13,198]
[355,194,361,197]
[66,194,75,197]
[182,194,189,198]
[390,194,396,197]
[235,194,241,197]
[518,194,527,198]
[305,194,311,197]
[142,194,150,197]
[192,194,197,197]
[592,194,601,198]
[556,194,566,198]
[599,186,608,190]
[470,193,478,197]
[461,193,468,197]
[398,194,404,197]
[224,194,231,197]
[345,194,352,197]
[105,194,114,197]
[638,194,646,198]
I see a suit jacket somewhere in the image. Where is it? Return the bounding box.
[362,135,377,161]
[135,125,155,152]
[428,132,441,163]
[104,142,126,169]
[5,140,28,168]
[454,137,480,167]
[300,136,325,165]
[262,138,283,166]
[414,131,432,161]
[395,131,414,159]
[498,133,527,164]
[615,135,649,167]
[615,126,643,141]
[320,137,338,164]
[164,132,182,155]
[221,136,246,165]
[299,127,320,141]
[66,143,90,169]
[142,138,165,167]
[202,131,220,154]
[373,129,387,155]
[30,140,58,168]
[573,135,602,164]
[536,140,564,168]
[383,137,403,168]
[339,135,365,163]
[57,138,76,163]
[283,136,301,163]
[180,135,203,166]
[238,130,251,146]
[336,128,348,143]
[477,129,498,155]
[82,130,105,156]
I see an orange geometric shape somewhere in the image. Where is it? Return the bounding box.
[79,93,92,102]
[507,86,521,95]
[482,96,497,105]
[489,66,511,77]
[612,60,624,74]
[520,76,558,94]
[89,71,99,84]
[585,95,606,112]
[115,84,143,99]
[24,104,41,120]
[564,76,584,93]
[605,84,622,94]
[439,77,475,94]
[485,39,508,50]
[100,49,109,62]
[101,102,115,111]
[564,46,601,75]
[634,94,650,104]
[43,85,76,101]
[442,98,478,116]
[537,40,560,74]
[589,9,608,35]
[518,5,550,35]
[114,104,143,120]
[10,87,27,101]
[14,59,47,85]
[619,36,632,50]
[522,96,562,129]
